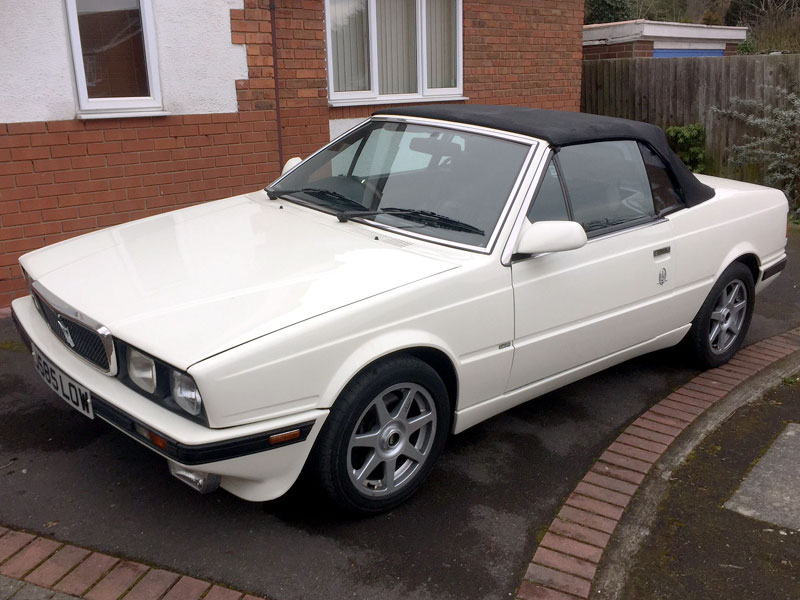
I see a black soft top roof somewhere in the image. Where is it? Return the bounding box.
[373,104,714,206]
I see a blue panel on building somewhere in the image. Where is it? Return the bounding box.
[653,49,725,58]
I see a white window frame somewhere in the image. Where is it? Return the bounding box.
[325,0,464,107]
[65,0,164,117]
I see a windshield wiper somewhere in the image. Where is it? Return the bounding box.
[337,207,485,236]
[266,187,368,211]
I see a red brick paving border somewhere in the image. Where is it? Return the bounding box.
[516,328,800,600]
[0,529,272,600]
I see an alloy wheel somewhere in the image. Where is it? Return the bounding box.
[708,278,748,355]
[346,383,437,497]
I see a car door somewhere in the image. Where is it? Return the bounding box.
[506,140,683,392]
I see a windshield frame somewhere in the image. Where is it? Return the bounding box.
[267,116,539,255]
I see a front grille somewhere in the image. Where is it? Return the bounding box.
[33,290,111,372]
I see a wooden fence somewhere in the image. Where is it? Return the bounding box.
[582,54,800,177]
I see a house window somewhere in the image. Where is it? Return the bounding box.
[65,0,163,116]
[326,0,463,106]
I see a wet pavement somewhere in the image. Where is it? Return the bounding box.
[0,229,798,600]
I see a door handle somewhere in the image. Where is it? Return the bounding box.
[653,246,671,258]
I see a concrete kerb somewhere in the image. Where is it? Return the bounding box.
[516,328,800,600]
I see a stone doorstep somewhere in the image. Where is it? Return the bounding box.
[517,327,800,600]
[0,532,268,600]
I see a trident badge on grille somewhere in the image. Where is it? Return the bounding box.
[56,317,76,348]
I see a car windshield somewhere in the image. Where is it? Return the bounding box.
[268,120,531,248]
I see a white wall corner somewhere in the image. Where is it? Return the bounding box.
[151,0,248,115]
[329,118,368,140]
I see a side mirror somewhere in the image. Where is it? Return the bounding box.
[281,157,302,175]
[515,220,587,256]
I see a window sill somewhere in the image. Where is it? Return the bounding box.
[328,95,468,108]
[76,110,171,120]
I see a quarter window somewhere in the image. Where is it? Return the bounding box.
[558,141,657,235]
[638,143,684,214]
[326,0,463,106]
[65,0,162,116]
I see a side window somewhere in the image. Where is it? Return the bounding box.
[558,141,657,235]
[638,143,684,214]
[528,159,569,222]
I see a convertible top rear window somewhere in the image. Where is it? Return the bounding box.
[270,121,531,248]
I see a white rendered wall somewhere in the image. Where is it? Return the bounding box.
[329,118,367,140]
[0,1,77,123]
[0,0,248,123]
[151,0,247,116]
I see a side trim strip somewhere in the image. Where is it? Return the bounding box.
[762,256,787,281]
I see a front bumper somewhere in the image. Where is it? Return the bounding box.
[11,295,327,501]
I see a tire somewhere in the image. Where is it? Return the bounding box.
[311,355,450,514]
[686,261,755,369]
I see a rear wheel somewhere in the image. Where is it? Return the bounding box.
[686,261,755,368]
[311,356,450,514]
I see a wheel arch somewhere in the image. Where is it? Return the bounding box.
[733,252,760,284]
[321,335,460,430]
[715,244,761,285]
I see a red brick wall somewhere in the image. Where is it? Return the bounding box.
[583,40,654,60]
[462,0,582,109]
[0,0,583,307]
[725,42,739,56]
[0,114,284,306]
[330,0,584,121]
[273,1,330,158]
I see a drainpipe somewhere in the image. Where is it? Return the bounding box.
[269,1,285,167]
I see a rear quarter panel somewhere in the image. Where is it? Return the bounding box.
[668,175,788,325]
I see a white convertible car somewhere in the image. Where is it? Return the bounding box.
[12,106,788,513]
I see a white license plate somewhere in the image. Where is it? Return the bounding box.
[32,346,94,419]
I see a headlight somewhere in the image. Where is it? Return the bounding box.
[128,349,157,394]
[171,371,203,417]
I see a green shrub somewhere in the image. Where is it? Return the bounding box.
[713,67,800,210]
[666,123,706,173]
[585,0,632,24]
[737,38,757,54]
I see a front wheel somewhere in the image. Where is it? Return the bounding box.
[311,356,450,514]
[686,261,755,368]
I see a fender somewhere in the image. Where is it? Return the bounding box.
[318,329,461,411]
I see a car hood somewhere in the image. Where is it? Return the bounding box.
[21,192,459,369]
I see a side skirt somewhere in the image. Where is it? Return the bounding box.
[452,324,691,434]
